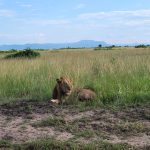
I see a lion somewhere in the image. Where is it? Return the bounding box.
[50,77,96,105]
[51,77,73,104]
[76,88,96,101]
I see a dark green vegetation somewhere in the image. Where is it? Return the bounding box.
[5,48,40,59]
[135,44,150,48]
[94,45,116,50]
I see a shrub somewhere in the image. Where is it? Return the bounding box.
[135,44,147,48]
[5,48,40,59]
[94,46,113,51]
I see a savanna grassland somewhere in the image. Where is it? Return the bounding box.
[0,47,150,106]
[0,48,150,150]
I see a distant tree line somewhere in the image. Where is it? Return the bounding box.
[135,44,150,48]
[95,44,150,50]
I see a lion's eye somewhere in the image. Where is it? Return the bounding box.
[68,87,71,90]
[65,84,71,90]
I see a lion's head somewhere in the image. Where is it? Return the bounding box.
[56,77,73,96]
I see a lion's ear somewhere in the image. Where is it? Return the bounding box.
[56,79,61,83]
[60,77,64,80]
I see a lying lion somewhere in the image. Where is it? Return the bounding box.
[50,77,96,104]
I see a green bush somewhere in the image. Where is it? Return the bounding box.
[5,48,40,59]
[135,44,147,48]
[94,45,117,51]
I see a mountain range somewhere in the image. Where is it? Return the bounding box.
[0,40,109,50]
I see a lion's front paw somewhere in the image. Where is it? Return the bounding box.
[50,99,60,105]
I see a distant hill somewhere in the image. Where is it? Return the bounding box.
[0,40,109,50]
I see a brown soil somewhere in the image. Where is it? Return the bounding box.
[0,100,150,149]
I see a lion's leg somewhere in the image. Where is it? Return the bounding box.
[51,86,61,105]
[52,86,58,99]
[50,99,60,105]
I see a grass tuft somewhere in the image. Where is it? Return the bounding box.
[0,139,136,150]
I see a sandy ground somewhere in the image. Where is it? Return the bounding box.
[0,100,150,149]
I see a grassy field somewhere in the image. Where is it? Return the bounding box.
[0,48,150,105]
[0,47,150,106]
[0,48,150,150]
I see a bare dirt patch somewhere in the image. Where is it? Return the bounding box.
[0,100,150,149]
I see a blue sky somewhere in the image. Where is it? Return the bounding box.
[0,0,150,44]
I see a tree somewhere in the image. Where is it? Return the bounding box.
[98,44,102,48]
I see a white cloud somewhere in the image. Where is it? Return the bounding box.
[79,10,150,19]
[28,19,70,26]
[75,4,85,9]
[78,10,150,27]
[121,19,150,26]
[16,1,32,8]
[20,4,32,8]
[1,9,150,44]
[0,9,15,17]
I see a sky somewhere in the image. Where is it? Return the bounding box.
[0,0,150,44]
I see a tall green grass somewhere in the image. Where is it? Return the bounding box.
[0,48,150,106]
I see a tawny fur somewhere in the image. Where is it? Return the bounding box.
[76,89,96,101]
[52,77,73,104]
[51,77,96,104]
